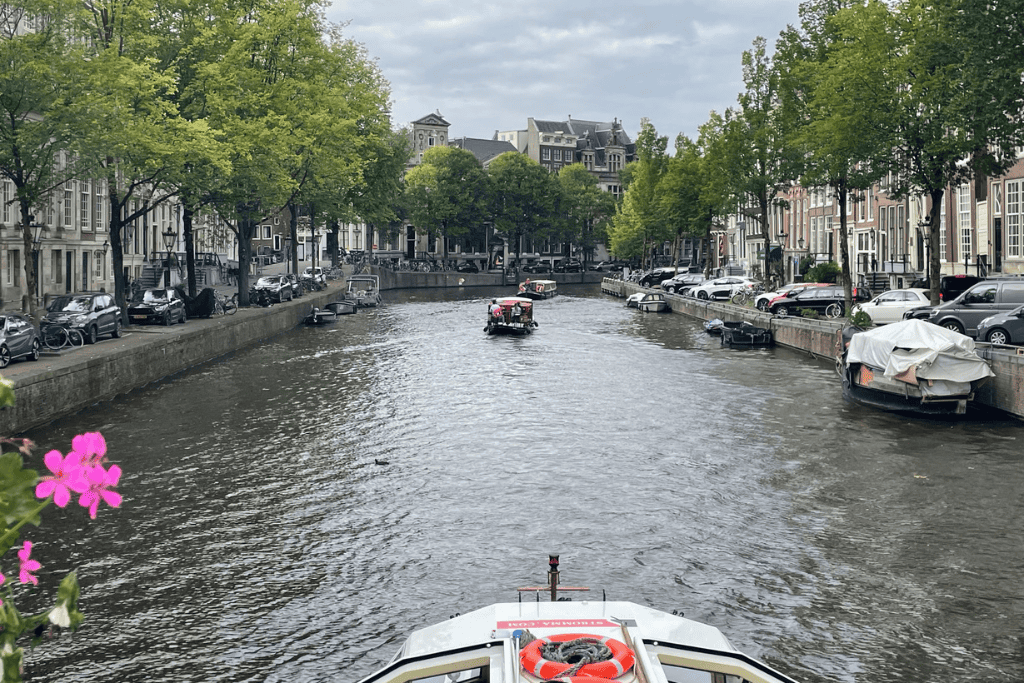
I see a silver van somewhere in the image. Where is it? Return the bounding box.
[921,277,1024,337]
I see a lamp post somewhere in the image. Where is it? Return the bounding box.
[162,227,177,287]
[30,216,44,308]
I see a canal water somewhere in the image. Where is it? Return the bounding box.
[22,284,1024,683]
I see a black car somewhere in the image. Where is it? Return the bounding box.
[522,262,550,274]
[0,313,41,368]
[253,275,293,303]
[43,292,122,344]
[589,260,625,272]
[127,288,187,326]
[554,258,583,273]
[638,267,684,288]
[769,285,871,318]
[455,260,480,273]
[909,274,984,302]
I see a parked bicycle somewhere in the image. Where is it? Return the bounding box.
[41,324,84,350]
[730,284,764,306]
[213,292,238,316]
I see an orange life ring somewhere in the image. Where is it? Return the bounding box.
[520,633,634,680]
[547,678,619,683]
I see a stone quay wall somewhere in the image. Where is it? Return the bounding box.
[603,278,1024,419]
[1,287,343,436]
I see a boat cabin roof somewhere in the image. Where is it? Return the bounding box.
[359,601,800,683]
[496,297,532,305]
[523,279,556,286]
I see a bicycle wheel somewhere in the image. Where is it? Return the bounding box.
[825,303,844,319]
[41,327,62,350]
[226,295,238,315]
[67,328,85,347]
[730,291,748,306]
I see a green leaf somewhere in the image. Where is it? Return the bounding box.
[0,377,14,409]
[0,452,42,542]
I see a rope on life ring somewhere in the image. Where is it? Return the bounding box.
[520,633,634,680]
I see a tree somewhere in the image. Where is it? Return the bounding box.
[487,152,558,266]
[721,36,802,284]
[556,164,614,267]
[404,146,489,264]
[880,0,1024,304]
[779,0,893,312]
[608,119,669,266]
[0,0,84,316]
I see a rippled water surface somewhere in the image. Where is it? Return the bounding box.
[24,284,1024,682]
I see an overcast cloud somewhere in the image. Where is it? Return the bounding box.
[327,0,801,144]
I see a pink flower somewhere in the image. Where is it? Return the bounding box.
[35,449,85,508]
[74,463,122,519]
[69,432,107,467]
[18,541,41,585]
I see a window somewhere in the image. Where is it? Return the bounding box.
[1006,180,1021,258]
[2,180,11,224]
[80,181,90,228]
[95,180,104,229]
[1002,283,1024,304]
[64,183,73,226]
[262,225,271,239]
[52,250,63,284]
[554,149,561,161]
[542,148,551,160]
[959,184,972,260]
[6,251,19,286]
[992,182,1002,215]
[939,206,948,262]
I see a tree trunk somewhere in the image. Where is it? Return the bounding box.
[927,188,945,306]
[106,188,127,324]
[836,182,853,313]
[184,204,197,298]
[19,203,39,317]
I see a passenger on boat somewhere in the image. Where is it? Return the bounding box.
[489,300,503,319]
[511,302,522,321]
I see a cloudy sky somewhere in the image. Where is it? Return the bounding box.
[327,0,802,145]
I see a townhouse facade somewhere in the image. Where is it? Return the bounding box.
[715,152,1024,289]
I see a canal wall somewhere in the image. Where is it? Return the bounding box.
[374,267,604,291]
[1,287,343,436]
[603,278,1024,418]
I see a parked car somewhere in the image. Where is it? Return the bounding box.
[554,258,583,273]
[638,267,684,288]
[303,266,326,286]
[0,313,41,368]
[43,292,122,344]
[455,260,480,273]
[909,274,985,302]
[688,276,759,301]
[758,282,833,311]
[283,273,304,298]
[253,275,294,303]
[127,288,188,326]
[589,260,624,272]
[904,276,1024,336]
[976,305,1024,345]
[851,288,931,325]
[522,261,550,274]
[769,284,871,317]
[661,272,706,295]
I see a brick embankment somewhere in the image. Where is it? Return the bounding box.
[603,278,1024,419]
[1,281,345,435]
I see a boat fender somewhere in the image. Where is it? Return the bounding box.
[520,633,634,680]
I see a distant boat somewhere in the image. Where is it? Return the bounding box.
[302,306,337,325]
[344,274,381,307]
[485,296,537,336]
[518,279,557,300]
[633,291,670,313]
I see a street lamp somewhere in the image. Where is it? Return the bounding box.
[162,227,177,287]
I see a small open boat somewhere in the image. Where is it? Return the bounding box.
[358,556,804,683]
[486,296,537,335]
[302,306,337,325]
[721,321,773,348]
[518,279,557,300]
[838,318,994,415]
[344,274,381,307]
[325,300,357,316]
[634,291,670,313]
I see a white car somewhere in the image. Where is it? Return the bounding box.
[303,266,326,286]
[851,288,931,324]
[689,277,759,301]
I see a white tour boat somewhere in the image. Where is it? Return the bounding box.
[519,279,557,300]
[358,556,803,683]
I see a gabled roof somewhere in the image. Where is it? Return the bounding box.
[412,112,451,128]
[532,117,634,154]
[451,137,518,167]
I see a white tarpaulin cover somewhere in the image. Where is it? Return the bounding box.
[847,318,995,384]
